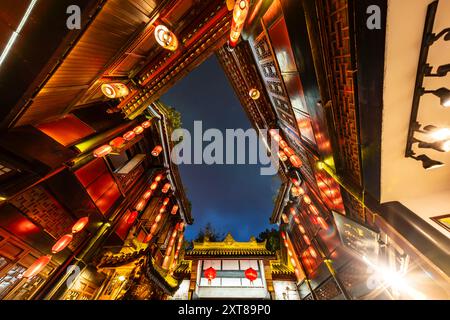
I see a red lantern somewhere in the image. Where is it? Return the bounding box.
[52,234,73,253]
[150,223,158,234]
[135,199,146,211]
[151,145,163,156]
[291,178,300,186]
[171,204,179,215]
[127,211,139,224]
[317,217,329,230]
[303,235,311,245]
[123,131,136,141]
[309,247,318,258]
[71,216,89,234]
[23,256,51,278]
[303,195,312,205]
[155,174,163,182]
[162,197,170,206]
[283,147,295,157]
[279,140,288,149]
[278,150,288,162]
[298,224,306,234]
[144,230,155,243]
[204,267,216,284]
[141,120,152,128]
[309,204,319,216]
[281,231,286,240]
[289,155,303,168]
[150,182,158,190]
[155,213,162,223]
[143,190,152,200]
[291,186,300,197]
[109,137,125,148]
[159,206,166,214]
[133,126,144,135]
[245,267,258,283]
[93,145,112,158]
[162,183,171,193]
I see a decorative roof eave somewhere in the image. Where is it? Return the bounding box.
[185,249,276,259]
[146,257,180,295]
[270,181,290,224]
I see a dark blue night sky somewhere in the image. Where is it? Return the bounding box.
[161,55,280,242]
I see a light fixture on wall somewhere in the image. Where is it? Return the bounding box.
[405,0,449,169]
[154,24,178,51]
[422,87,450,108]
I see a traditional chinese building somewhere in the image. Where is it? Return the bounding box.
[171,233,299,300]
[0,0,449,301]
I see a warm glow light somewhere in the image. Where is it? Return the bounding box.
[150,182,158,190]
[171,204,179,215]
[101,83,130,99]
[298,224,305,234]
[303,235,311,245]
[109,137,126,148]
[162,197,170,206]
[72,217,89,233]
[118,275,126,282]
[123,131,136,141]
[249,88,260,100]
[93,145,112,158]
[141,120,152,128]
[283,147,294,157]
[155,174,163,182]
[133,126,144,135]
[143,190,152,200]
[135,199,146,211]
[289,155,303,168]
[362,256,427,300]
[51,234,73,253]
[23,255,51,278]
[127,211,139,224]
[229,0,249,47]
[303,195,312,205]
[279,140,288,149]
[278,150,288,162]
[162,183,171,193]
[154,25,178,51]
[151,145,163,157]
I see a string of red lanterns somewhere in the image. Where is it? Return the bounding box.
[93,119,153,158]
[280,231,304,282]
[162,224,179,269]
[269,129,303,168]
[23,216,90,278]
